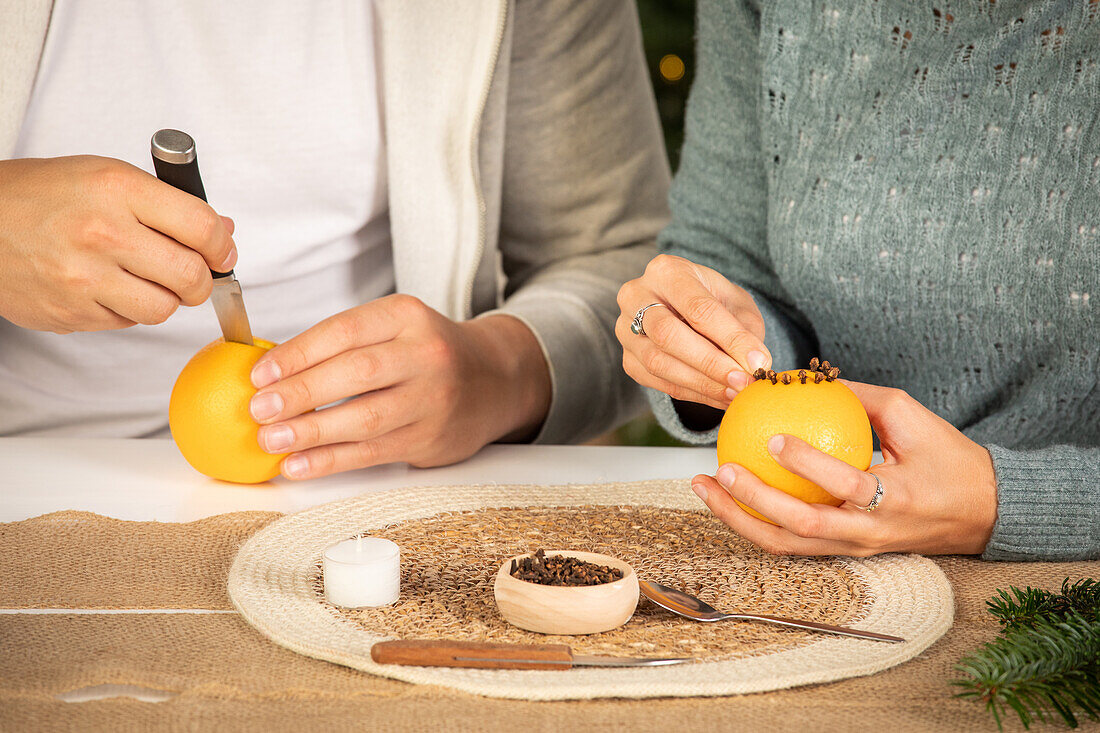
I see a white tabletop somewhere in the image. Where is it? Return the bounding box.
[0,438,717,523]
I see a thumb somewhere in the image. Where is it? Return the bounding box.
[838,379,922,453]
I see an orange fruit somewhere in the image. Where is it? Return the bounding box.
[169,338,284,484]
[717,368,872,524]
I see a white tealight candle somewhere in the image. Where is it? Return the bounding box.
[322,536,400,608]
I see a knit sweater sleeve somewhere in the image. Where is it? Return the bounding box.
[982,444,1100,561]
[488,0,671,445]
[648,0,815,443]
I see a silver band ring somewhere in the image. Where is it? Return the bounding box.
[855,472,885,512]
[630,303,667,336]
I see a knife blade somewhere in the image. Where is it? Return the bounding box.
[207,278,254,346]
[370,640,693,670]
[150,128,254,345]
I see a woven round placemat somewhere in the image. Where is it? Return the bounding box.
[228,480,953,700]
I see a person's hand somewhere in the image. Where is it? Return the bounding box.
[0,156,237,332]
[690,381,999,556]
[247,295,552,479]
[616,254,772,410]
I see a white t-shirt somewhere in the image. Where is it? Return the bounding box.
[2,0,393,436]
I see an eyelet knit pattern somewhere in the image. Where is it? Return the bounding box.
[648,0,1099,561]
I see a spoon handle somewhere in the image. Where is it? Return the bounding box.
[725,613,905,643]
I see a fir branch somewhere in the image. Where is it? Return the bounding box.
[953,616,1100,729]
[988,579,1100,631]
[954,576,1100,731]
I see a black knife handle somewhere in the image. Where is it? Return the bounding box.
[150,129,230,278]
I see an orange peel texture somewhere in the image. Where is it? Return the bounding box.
[169,338,284,484]
[716,367,872,524]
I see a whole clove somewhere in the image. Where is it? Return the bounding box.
[758,358,844,387]
[509,549,624,586]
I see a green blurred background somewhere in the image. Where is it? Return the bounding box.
[599,0,696,447]
[638,0,695,171]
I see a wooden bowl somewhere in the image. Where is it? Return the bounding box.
[493,551,639,635]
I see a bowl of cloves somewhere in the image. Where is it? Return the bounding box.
[493,549,639,635]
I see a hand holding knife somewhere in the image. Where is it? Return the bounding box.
[150,129,254,345]
[371,639,693,670]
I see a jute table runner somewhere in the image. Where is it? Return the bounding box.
[2,487,1098,732]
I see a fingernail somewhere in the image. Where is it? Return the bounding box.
[725,387,737,401]
[251,360,281,388]
[219,248,238,272]
[747,350,768,372]
[250,391,283,421]
[767,434,785,455]
[716,464,736,487]
[691,483,708,501]
[283,454,309,479]
[728,370,749,390]
[262,424,294,453]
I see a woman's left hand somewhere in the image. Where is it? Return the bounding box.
[690,381,999,556]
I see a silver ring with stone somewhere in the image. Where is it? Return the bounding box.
[630,303,667,336]
[856,472,885,512]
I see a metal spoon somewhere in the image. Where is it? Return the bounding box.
[639,580,905,643]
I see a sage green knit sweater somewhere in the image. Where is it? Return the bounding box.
[649,0,1099,561]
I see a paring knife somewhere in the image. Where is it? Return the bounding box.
[370,640,694,670]
[150,128,254,345]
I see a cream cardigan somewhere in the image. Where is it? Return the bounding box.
[0,0,671,443]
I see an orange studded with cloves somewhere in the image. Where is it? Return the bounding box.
[716,359,873,524]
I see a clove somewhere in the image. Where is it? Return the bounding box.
[510,550,624,586]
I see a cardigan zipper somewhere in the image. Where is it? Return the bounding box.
[462,0,508,318]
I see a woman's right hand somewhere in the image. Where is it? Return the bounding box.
[0,156,237,333]
[616,254,772,410]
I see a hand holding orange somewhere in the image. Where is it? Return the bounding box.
[717,361,873,523]
[169,338,285,484]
